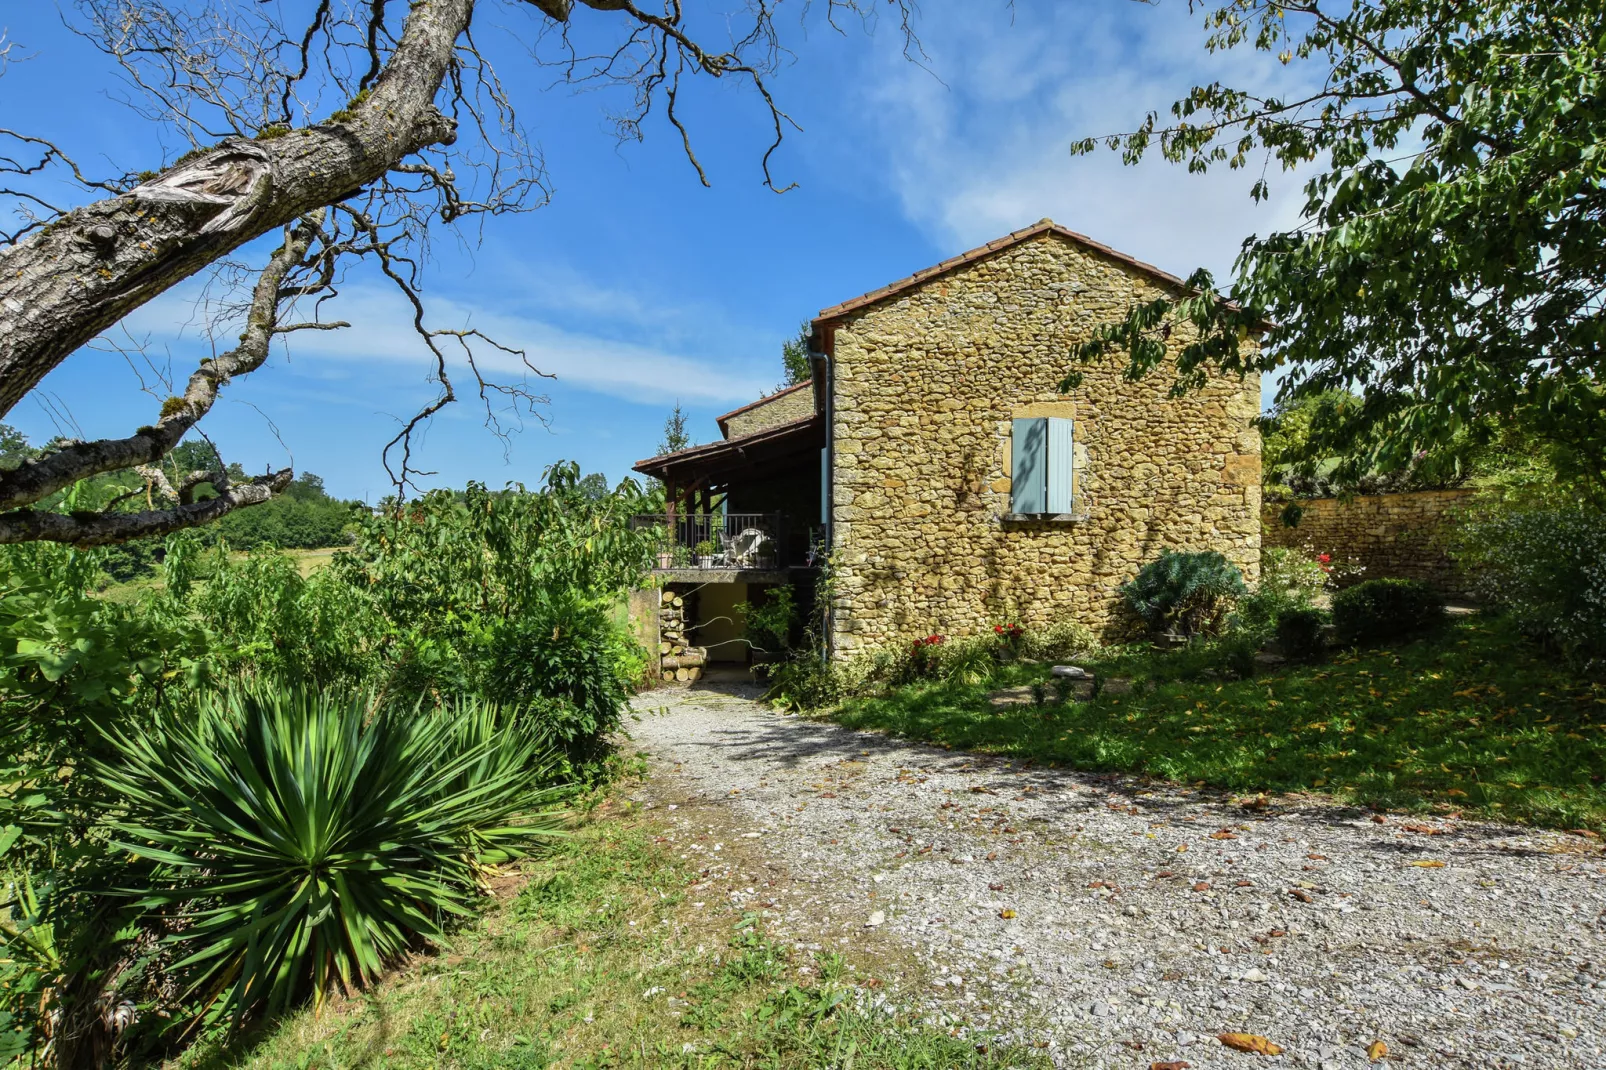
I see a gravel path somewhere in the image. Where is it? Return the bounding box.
[624,684,1606,1070]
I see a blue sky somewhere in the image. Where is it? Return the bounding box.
[3,1,1307,503]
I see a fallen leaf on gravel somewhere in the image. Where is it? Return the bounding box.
[1240,795,1269,811]
[985,851,998,861]
[1218,1033,1282,1056]
[1268,929,1287,937]
[1210,831,1238,840]
[1407,860,1446,868]
[1402,824,1444,835]
[1176,843,1189,853]
[1307,853,1328,860]
[969,786,997,795]
[817,791,836,798]
[1151,1062,1191,1070]
[1161,969,1184,981]
[1192,882,1211,892]
[1289,889,1313,903]
[1156,870,1175,878]
[1235,880,1254,887]
[989,882,1005,891]
[1367,1040,1388,1061]
[998,908,1016,919]
[1371,814,1387,824]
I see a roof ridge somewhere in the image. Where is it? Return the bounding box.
[713,378,813,432]
[813,220,1195,324]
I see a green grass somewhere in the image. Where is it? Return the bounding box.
[828,616,1606,831]
[177,804,1046,1070]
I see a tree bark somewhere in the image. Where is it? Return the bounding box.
[0,0,474,417]
[0,215,322,512]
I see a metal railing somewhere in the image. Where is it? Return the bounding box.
[631,512,817,569]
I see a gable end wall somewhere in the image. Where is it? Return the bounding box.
[827,233,1261,657]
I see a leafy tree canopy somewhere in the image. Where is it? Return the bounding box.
[1069,0,1606,494]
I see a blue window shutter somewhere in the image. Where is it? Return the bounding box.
[1047,417,1075,513]
[1011,418,1048,514]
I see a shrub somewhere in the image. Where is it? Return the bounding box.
[1122,550,1248,638]
[741,585,798,656]
[1331,578,1442,646]
[1452,503,1606,669]
[1275,606,1328,661]
[1020,618,1098,662]
[480,589,638,770]
[94,682,567,1031]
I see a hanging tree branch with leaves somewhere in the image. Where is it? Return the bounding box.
[1070,0,1606,491]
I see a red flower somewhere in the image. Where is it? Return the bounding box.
[1317,553,1332,564]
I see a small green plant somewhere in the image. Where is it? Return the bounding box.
[740,585,797,655]
[1331,578,1442,647]
[938,634,994,686]
[693,538,719,560]
[1275,606,1328,661]
[1122,550,1248,638]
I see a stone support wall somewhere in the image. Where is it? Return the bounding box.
[1261,489,1479,592]
[826,232,1262,657]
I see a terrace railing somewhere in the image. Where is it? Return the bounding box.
[631,513,817,569]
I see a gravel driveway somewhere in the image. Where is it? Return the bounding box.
[624,683,1606,1070]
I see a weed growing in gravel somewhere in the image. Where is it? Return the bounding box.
[179,810,1048,1069]
[830,616,1606,830]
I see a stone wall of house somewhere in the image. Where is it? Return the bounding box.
[826,232,1262,658]
[1261,489,1480,592]
[724,382,814,439]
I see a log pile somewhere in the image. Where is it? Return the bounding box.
[658,588,706,683]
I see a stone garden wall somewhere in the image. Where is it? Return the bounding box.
[823,228,1263,657]
[1260,489,1480,593]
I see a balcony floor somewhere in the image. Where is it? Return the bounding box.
[651,565,819,585]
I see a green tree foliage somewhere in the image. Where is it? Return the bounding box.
[658,402,690,456]
[779,321,812,389]
[1071,0,1606,491]
[0,460,652,1058]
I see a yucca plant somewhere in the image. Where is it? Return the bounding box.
[93,683,568,1031]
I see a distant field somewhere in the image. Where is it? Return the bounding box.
[97,546,344,602]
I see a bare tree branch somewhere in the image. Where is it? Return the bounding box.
[0,212,321,512]
[0,468,293,546]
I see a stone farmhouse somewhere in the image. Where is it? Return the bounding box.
[633,219,1262,680]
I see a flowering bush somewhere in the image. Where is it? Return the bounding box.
[1451,504,1606,669]
[991,622,1024,661]
[1259,546,1331,603]
[905,634,945,681]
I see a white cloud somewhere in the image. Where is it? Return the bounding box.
[849,0,1320,279]
[118,279,770,408]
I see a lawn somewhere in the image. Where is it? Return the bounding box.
[177,801,1044,1070]
[827,616,1606,831]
